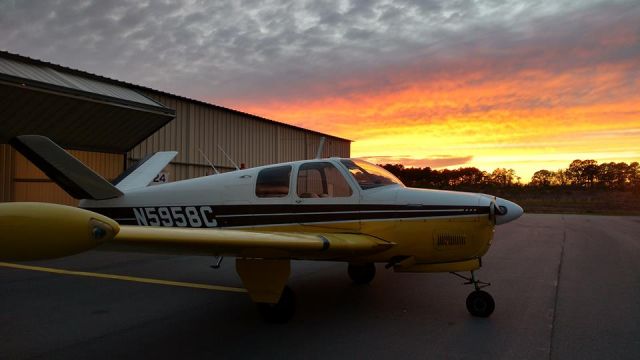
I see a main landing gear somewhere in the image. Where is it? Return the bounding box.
[451,270,495,318]
[255,262,376,323]
[348,262,376,284]
[256,286,296,323]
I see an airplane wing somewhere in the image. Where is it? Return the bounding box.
[0,203,393,261]
[109,226,394,259]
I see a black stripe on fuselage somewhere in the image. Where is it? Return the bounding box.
[84,204,490,228]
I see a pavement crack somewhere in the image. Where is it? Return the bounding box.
[549,229,566,360]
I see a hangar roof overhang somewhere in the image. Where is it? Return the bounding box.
[0,52,175,153]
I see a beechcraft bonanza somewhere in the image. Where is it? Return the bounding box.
[0,135,523,322]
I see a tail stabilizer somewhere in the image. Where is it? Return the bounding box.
[10,135,124,200]
[114,151,177,192]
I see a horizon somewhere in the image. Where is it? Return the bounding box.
[1,1,638,180]
[372,158,639,184]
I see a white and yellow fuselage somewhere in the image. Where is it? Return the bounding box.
[75,158,523,272]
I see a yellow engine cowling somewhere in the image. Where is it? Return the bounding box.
[0,202,119,261]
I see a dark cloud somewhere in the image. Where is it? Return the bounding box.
[0,0,637,105]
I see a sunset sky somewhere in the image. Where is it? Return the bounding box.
[1,0,638,181]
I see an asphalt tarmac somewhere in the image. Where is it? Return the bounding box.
[1,214,639,359]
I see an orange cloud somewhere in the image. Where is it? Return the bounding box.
[359,156,474,169]
[223,61,639,182]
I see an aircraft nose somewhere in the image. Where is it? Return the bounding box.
[494,198,524,225]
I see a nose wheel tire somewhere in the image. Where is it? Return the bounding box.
[348,263,376,284]
[256,286,296,323]
[466,290,495,317]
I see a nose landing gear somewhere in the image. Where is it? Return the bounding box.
[466,290,495,318]
[451,270,495,318]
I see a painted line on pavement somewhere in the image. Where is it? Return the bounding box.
[0,262,247,293]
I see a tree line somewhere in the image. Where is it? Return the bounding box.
[530,160,639,189]
[380,160,640,191]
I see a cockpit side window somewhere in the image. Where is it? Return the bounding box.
[256,165,291,197]
[297,162,353,198]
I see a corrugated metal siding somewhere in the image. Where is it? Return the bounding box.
[0,144,13,202]
[130,93,351,181]
[13,182,77,206]
[12,149,123,205]
[128,93,188,162]
[13,150,122,180]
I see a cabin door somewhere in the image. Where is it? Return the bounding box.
[293,161,361,232]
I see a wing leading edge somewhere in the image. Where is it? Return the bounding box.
[108,226,394,259]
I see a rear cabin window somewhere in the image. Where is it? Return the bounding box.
[297,162,353,198]
[256,165,291,197]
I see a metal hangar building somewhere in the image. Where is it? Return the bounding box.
[0,51,350,205]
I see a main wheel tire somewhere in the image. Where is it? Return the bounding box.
[466,290,495,317]
[348,263,376,284]
[256,286,296,324]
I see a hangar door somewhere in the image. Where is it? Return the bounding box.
[0,51,175,205]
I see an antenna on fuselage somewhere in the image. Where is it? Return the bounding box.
[314,137,326,159]
[217,145,240,171]
[198,148,219,175]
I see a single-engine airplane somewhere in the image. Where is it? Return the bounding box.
[0,135,523,322]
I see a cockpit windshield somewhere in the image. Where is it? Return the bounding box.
[339,159,404,190]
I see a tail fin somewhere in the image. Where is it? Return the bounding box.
[10,135,124,200]
[114,151,177,192]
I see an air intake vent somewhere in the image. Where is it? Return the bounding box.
[435,233,467,250]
